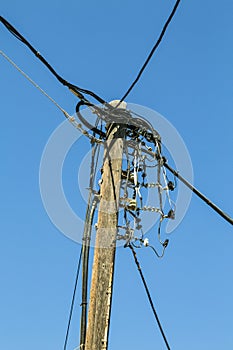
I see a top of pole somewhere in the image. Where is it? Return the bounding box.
[109,100,127,109]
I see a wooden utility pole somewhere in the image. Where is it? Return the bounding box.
[84,116,125,350]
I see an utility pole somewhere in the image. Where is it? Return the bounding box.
[84,106,126,350]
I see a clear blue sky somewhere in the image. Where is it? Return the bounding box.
[1,1,233,349]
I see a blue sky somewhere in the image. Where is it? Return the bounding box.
[1,1,233,349]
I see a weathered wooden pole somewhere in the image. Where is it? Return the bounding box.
[85,102,126,350]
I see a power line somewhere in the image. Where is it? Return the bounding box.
[127,244,171,350]
[0,50,69,117]
[120,0,181,102]
[64,247,83,350]
[0,15,106,104]
[3,47,228,227]
[163,161,233,226]
[0,50,103,145]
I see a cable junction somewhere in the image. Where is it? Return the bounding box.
[1,15,232,226]
[1,47,232,232]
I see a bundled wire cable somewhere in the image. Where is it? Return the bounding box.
[0,15,106,104]
[120,0,181,102]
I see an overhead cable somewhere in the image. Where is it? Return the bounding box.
[163,161,233,226]
[0,15,106,104]
[0,50,69,117]
[127,244,171,350]
[120,0,181,102]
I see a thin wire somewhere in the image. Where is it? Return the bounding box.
[0,50,103,144]
[0,50,69,117]
[128,244,171,350]
[64,247,83,350]
[120,0,181,102]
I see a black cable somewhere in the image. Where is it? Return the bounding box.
[0,15,165,142]
[76,101,161,147]
[2,11,231,227]
[80,142,100,349]
[0,16,106,104]
[120,0,181,102]
[163,161,233,226]
[76,101,106,138]
[128,244,171,350]
[63,247,83,350]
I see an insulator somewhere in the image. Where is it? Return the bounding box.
[129,172,134,181]
[167,209,175,219]
[167,181,175,191]
[147,183,157,188]
[163,239,169,248]
[127,199,137,211]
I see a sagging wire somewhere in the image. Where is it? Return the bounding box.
[72,101,177,258]
[143,237,169,259]
[150,141,175,251]
[116,129,175,258]
[141,142,174,256]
